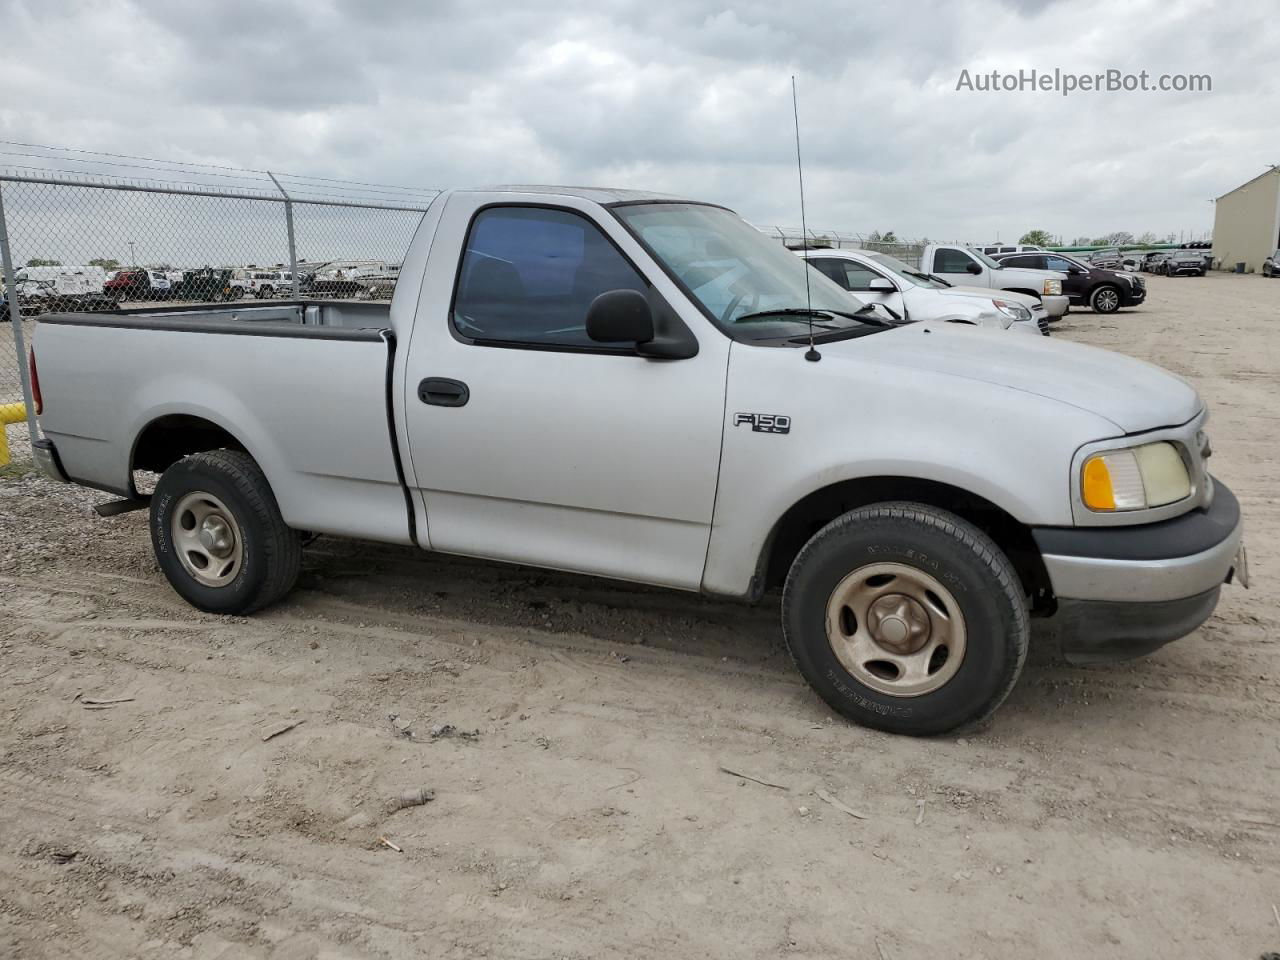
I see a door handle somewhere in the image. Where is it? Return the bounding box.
[418,377,470,407]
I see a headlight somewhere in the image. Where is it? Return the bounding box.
[1081,442,1191,511]
[991,298,1031,321]
[1043,279,1062,296]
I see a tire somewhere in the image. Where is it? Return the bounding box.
[781,502,1028,736]
[1090,284,1121,313]
[150,450,301,615]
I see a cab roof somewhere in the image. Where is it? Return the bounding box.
[460,185,702,206]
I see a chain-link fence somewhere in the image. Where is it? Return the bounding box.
[0,169,433,463]
[755,225,965,269]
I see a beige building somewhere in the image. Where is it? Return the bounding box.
[1211,167,1280,273]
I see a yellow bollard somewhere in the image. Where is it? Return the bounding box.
[0,401,29,467]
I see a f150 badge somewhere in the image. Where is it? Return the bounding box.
[734,413,791,435]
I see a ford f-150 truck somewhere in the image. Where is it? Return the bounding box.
[919,243,1071,320]
[29,186,1247,736]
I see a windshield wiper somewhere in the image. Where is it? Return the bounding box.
[736,305,895,328]
[846,303,896,327]
[734,307,837,323]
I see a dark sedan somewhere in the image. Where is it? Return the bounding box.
[1262,249,1280,277]
[994,251,1145,314]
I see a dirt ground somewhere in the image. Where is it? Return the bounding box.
[1,272,1277,960]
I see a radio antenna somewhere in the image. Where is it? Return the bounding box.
[792,76,820,362]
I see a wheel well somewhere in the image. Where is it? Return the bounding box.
[131,415,247,476]
[758,476,1054,612]
[1003,287,1041,301]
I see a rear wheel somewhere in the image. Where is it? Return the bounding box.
[151,450,301,614]
[782,502,1028,736]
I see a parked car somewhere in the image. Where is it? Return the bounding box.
[103,268,167,302]
[1088,249,1123,270]
[799,248,1047,334]
[1162,250,1208,277]
[236,270,295,298]
[1,285,116,322]
[170,268,240,302]
[30,185,1247,737]
[1262,250,1280,277]
[1143,252,1171,273]
[993,251,1145,314]
[918,244,1070,319]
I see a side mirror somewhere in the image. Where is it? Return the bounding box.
[867,277,895,292]
[1069,266,1085,275]
[587,289,655,345]
[966,262,983,275]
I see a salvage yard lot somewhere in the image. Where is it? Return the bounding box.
[0,272,1276,959]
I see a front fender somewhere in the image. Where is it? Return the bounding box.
[700,341,1118,597]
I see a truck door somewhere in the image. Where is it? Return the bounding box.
[399,193,730,591]
[932,247,988,285]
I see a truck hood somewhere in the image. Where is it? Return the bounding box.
[825,325,1201,433]
[936,286,1041,309]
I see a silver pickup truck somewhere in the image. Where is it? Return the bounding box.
[29,186,1247,735]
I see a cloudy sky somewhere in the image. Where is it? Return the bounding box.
[0,0,1274,243]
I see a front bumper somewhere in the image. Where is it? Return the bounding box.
[1121,283,1146,305]
[1051,589,1223,664]
[1040,294,1070,318]
[1033,479,1244,661]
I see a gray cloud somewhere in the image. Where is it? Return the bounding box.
[1,0,1271,241]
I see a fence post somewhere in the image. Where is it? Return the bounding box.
[0,180,40,444]
[267,171,301,298]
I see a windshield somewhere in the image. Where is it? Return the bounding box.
[864,252,945,288]
[970,249,1005,270]
[611,203,880,338]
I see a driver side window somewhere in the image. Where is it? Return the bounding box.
[935,248,978,273]
[835,261,888,292]
[452,206,647,349]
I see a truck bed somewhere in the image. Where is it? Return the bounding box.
[38,299,391,338]
[33,300,413,545]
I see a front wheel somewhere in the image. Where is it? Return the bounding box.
[1090,285,1121,313]
[151,450,301,615]
[781,503,1028,736]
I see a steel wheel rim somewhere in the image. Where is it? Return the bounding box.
[1096,289,1118,311]
[171,490,243,588]
[824,562,967,697]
